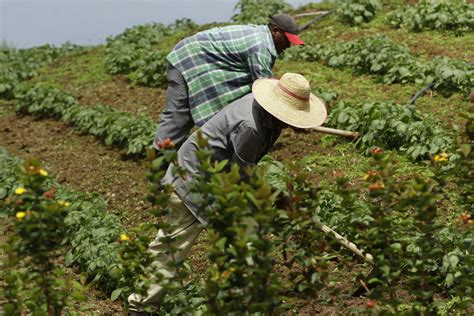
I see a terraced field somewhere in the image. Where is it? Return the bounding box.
[1,0,473,314]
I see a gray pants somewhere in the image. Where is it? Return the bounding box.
[127,193,204,311]
[153,63,194,150]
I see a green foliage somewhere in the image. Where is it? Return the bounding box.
[201,165,282,314]
[139,134,334,313]
[286,35,474,96]
[0,147,132,296]
[336,0,381,26]
[127,50,168,87]
[104,19,196,88]
[352,149,473,313]
[0,159,86,314]
[455,104,474,218]
[0,44,76,100]
[327,101,454,160]
[387,0,474,33]
[431,56,474,97]
[63,104,156,155]
[232,0,292,24]
[15,84,78,118]
[14,85,156,155]
[257,155,290,192]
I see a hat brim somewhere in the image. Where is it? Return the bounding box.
[252,78,327,129]
[284,32,304,45]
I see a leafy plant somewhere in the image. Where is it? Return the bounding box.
[336,0,381,26]
[0,159,86,314]
[14,85,157,155]
[353,148,473,314]
[0,44,77,100]
[127,50,168,87]
[15,84,78,118]
[286,35,473,96]
[387,0,474,34]
[327,101,454,160]
[232,0,292,24]
[104,19,196,88]
[0,147,132,296]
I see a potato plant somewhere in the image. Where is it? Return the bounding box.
[286,35,473,96]
[387,0,474,34]
[232,0,292,24]
[336,0,381,26]
[104,19,196,88]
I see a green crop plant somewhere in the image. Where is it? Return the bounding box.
[327,101,455,161]
[104,19,196,88]
[0,44,77,100]
[286,35,473,96]
[387,0,474,34]
[336,0,381,26]
[232,0,292,24]
[14,85,156,155]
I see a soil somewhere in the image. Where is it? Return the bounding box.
[71,76,166,122]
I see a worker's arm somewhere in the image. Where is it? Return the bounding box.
[248,49,274,81]
[229,124,260,178]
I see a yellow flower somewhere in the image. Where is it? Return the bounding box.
[16,212,26,220]
[362,174,370,181]
[58,200,71,207]
[15,187,26,195]
[434,153,448,162]
[38,169,48,177]
[119,233,130,242]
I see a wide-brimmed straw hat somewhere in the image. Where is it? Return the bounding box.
[252,73,327,128]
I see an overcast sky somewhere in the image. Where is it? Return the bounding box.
[0,0,316,48]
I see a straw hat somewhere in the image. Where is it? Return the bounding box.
[252,73,327,128]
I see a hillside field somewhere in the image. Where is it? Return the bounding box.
[1,0,473,315]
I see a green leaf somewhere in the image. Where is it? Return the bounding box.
[111,288,122,301]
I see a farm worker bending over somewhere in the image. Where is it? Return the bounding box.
[153,14,304,151]
[128,73,327,314]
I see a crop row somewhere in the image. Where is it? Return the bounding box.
[0,44,79,99]
[14,85,156,155]
[326,101,454,161]
[287,35,473,96]
[0,147,124,291]
[104,19,196,88]
[11,84,455,162]
[387,0,474,33]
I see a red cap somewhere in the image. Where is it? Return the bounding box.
[284,32,304,45]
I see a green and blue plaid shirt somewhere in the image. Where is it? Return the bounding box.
[167,25,277,126]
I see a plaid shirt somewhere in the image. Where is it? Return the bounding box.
[167,25,277,126]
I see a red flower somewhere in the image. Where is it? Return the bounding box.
[366,300,375,308]
[368,182,385,191]
[370,147,384,156]
[459,213,472,224]
[43,188,56,199]
[156,138,175,150]
[367,170,378,177]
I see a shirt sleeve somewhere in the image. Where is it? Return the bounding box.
[229,124,260,172]
[248,49,274,81]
